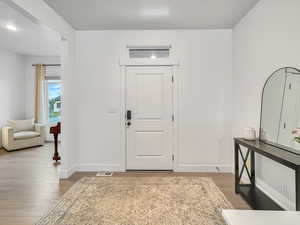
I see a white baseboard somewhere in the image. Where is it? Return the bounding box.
[59,164,124,179]
[59,165,77,179]
[175,164,233,173]
[256,178,295,211]
[77,163,124,172]
[59,163,233,179]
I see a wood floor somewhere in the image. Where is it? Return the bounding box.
[0,143,250,225]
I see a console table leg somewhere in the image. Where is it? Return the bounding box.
[52,133,61,162]
[296,168,300,211]
[235,142,239,193]
[251,150,255,187]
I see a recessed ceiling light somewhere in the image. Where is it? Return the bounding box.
[6,24,17,31]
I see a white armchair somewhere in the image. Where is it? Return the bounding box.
[2,119,45,151]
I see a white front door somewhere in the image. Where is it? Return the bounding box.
[126,66,174,170]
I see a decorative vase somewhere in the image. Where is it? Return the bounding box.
[243,127,256,141]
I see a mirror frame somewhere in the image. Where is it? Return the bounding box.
[259,67,300,155]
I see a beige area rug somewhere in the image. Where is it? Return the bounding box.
[36,177,233,225]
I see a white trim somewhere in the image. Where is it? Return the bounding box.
[119,58,179,66]
[77,164,124,172]
[256,178,295,211]
[59,163,125,179]
[59,170,69,179]
[120,65,126,171]
[126,45,172,50]
[176,164,233,173]
[172,65,180,171]
[60,163,233,179]
[57,40,69,179]
[59,165,77,179]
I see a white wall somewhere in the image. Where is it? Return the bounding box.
[24,55,60,119]
[0,47,26,147]
[233,0,300,210]
[75,30,233,172]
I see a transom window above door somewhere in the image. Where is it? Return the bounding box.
[128,45,171,59]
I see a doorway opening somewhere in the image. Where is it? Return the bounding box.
[0,0,67,183]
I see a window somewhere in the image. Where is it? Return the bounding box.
[46,81,62,123]
[128,46,170,59]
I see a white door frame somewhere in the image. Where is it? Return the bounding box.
[119,58,180,171]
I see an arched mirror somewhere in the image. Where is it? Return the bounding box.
[260,67,300,154]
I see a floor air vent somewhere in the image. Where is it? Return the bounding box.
[96,172,113,177]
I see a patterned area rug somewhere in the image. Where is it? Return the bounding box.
[36,177,233,225]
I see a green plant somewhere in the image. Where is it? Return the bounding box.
[295,136,300,143]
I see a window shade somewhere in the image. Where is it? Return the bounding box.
[45,67,61,80]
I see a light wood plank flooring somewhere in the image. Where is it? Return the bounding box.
[0,144,250,225]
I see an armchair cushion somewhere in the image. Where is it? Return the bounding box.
[8,119,34,132]
[14,131,40,140]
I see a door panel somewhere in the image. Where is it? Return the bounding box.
[126,66,173,170]
[135,131,163,156]
[136,74,163,118]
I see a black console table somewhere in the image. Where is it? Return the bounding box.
[234,138,300,211]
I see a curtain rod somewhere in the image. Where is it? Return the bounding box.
[32,64,61,67]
